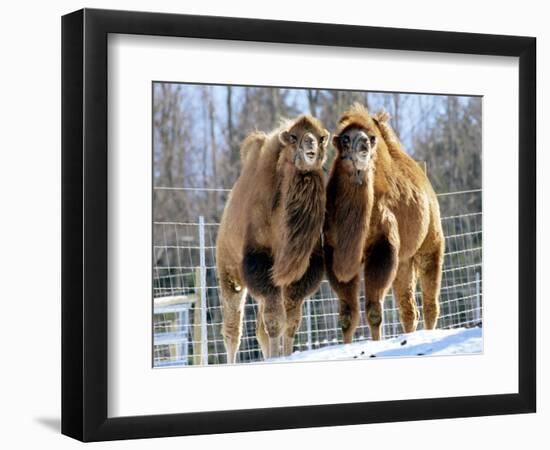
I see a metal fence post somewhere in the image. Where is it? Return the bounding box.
[193,268,202,365]
[306,298,312,351]
[474,271,481,324]
[199,216,208,365]
[176,308,184,361]
[389,294,397,337]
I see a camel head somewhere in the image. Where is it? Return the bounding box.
[333,103,383,180]
[278,115,329,171]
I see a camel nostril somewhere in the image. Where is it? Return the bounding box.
[357,141,369,154]
[356,148,369,163]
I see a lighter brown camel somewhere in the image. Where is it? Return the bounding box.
[216,115,329,363]
[324,103,444,342]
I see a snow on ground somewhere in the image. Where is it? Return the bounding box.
[274,327,483,363]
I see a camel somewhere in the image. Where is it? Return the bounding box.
[324,103,444,343]
[216,115,329,363]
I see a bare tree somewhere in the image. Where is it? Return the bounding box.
[307,89,320,116]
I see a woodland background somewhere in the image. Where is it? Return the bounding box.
[153,84,482,222]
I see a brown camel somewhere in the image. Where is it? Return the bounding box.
[216,115,329,363]
[324,103,444,342]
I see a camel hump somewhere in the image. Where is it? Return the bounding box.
[373,109,395,142]
[372,109,409,159]
[373,109,391,124]
[240,131,267,163]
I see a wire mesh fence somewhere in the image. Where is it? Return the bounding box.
[153,187,482,367]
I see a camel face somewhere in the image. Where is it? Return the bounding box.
[298,131,319,166]
[336,126,377,171]
[279,125,328,171]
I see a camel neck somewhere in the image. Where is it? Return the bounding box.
[335,162,373,200]
[328,161,374,233]
[270,165,326,286]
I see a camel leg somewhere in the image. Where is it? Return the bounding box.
[364,290,385,341]
[283,298,302,356]
[334,278,360,344]
[393,258,419,333]
[219,273,247,364]
[262,294,285,359]
[364,236,398,340]
[418,248,444,330]
[325,244,361,343]
[257,298,301,359]
[282,247,324,355]
[241,246,285,360]
[255,303,269,359]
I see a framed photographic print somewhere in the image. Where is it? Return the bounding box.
[62,8,536,442]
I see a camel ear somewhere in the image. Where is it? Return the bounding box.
[370,134,377,147]
[279,130,297,146]
[319,130,330,148]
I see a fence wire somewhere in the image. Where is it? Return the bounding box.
[153,188,482,367]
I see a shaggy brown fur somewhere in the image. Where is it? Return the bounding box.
[216,115,329,363]
[325,104,444,342]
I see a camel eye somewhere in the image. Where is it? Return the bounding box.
[289,134,297,144]
[370,135,377,146]
[341,135,350,145]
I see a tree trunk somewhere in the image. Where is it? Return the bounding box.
[207,87,219,216]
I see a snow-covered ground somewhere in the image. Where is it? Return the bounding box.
[274,327,483,363]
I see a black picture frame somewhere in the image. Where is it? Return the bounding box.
[62,8,536,442]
